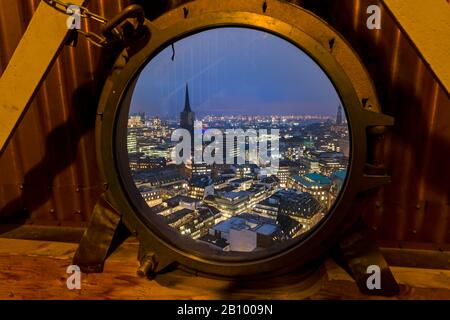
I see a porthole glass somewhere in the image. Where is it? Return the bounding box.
[125,27,350,258]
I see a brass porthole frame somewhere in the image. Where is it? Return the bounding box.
[96,0,393,278]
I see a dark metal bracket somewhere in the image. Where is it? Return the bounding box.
[335,218,400,296]
[73,194,123,273]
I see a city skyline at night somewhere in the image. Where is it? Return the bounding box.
[127,28,350,254]
[130,27,342,118]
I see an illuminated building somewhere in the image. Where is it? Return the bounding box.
[129,155,166,171]
[252,197,279,219]
[288,173,331,206]
[139,187,162,207]
[213,191,250,218]
[319,158,346,176]
[207,213,279,252]
[188,175,214,200]
[328,170,347,208]
[127,132,138,153]
[336,139,350,157]
[276,160,292,187]
[229,177,253,191]
[247,184,270,208]
[302,158,320,174]
[166,208,195,229]
[178,206,222,239]
[258,175,280,190]
[128,113,145,128]
[191,162,212,177]
[278,190,322,223]
[232,164,258,178]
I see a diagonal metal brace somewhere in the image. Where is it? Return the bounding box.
[73,194,122,273]
[0,0,87,156]
[337,219,400,296]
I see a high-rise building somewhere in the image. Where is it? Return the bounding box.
[276,160,291,187]
[336,105,343,125]
[127,132,138,153]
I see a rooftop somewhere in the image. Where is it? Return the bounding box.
[166,195,201,206]
[292,173,331,187]
[165,208,194,224]
[230,177,253,184]
[213,213,279,235]
[332,170,347,181]
[217,191,250,201]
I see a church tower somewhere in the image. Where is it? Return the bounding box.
[180,83,195,135]
[336,105,343,125]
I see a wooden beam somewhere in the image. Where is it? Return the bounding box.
[0,238,449,299]
[0,0,86,155]
[382,0,450,95]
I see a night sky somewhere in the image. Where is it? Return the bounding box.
[130,27,342,118]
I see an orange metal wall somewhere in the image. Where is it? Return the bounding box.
[298,0,450,250]
[0,0,449,250]
[312,0,450,250]
[0,0,131,227]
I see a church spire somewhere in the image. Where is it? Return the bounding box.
[184,83,191,112]
[336,105,343,125]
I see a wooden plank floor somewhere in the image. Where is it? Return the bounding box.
[0,238,449,300]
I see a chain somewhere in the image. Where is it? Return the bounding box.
[44,0,109,47]
[44,0,146,48]
[44,0,108,23]
[77,30,108,48]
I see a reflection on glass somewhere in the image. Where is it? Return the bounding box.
[127,28,350,254]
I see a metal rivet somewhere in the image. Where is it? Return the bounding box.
[328,38,335,51]
[262,1,268,13]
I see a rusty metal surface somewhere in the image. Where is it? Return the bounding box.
[0,0,132,227]
[0,0,449,250]
[298,0,450,250]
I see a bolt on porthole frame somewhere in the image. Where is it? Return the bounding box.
[96,0,393,278]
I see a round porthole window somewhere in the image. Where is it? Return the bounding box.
[96,0,392,278]
[127,27,350,259]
